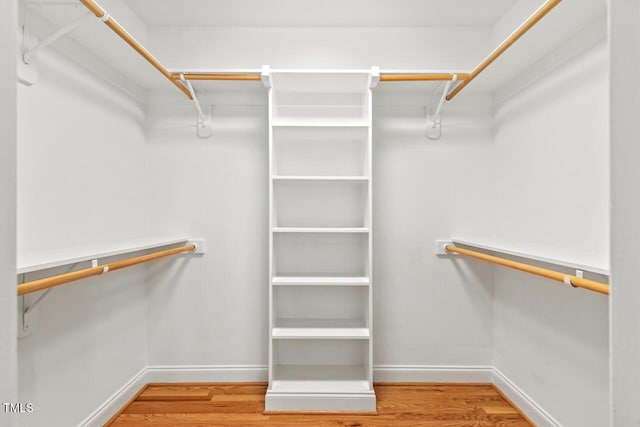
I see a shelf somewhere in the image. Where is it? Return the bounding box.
[451,239,610,276]
[274,180,368,228]
[272,275,370,286]
[272,121,369,128]
[17,237,190,274]
[273,227,369,233]
[271,365,371,394]
[273,319,369,340]
[273,176,369,181]
[273,126,368,177]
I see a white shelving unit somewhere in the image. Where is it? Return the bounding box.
[266,71,376,412]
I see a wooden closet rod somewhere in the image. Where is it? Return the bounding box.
[172,73,262,81]
[78,0,193,99]
[446,0,562,100]
[17,244,196,296]
[445,245,609,295]
[380,73,470,82]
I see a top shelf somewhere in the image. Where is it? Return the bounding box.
[270,71,371,94]
[451,239,610,276]
[17,237,190,274]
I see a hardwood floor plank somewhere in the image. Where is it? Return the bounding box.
[138,389,213,401]
[109,383,534,426]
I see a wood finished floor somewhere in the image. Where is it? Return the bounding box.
[108,383,534,426]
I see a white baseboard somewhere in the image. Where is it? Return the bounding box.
[492,368,562,427]
[145,364,268,383]
[373,365,493,383]
[79,368,147,427]
[80,364,560,426]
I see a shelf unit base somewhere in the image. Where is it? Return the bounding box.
[265,390,376,412]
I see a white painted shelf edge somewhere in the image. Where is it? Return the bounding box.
[273,227,369,233]
[273,176,369,181]
[271,365,372,393]
[166,67,472,75]
[272,276,370,285]
[450,238,610,276]
[272,328,370,339]
[17,237,192,274]
[272,121,369,128]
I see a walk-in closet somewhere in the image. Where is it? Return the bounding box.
[1,0,638,426]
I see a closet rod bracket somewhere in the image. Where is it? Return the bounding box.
[261,65,272,88]
[179,74,213,139]
[18,287,52,338]
[369,66,380,89]
[22,11,93,65]
[435,240,455,256]
[426,74,457,140]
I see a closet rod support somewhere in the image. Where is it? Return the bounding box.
[261,65,272,88]
[23,11,92,64]
[426,75,457,140]
[180,74,212,138]
[23,289,52,317]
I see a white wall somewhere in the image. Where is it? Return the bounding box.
[151,27,487,71]
[146,91,270,366]
[16,46,151,426]
[609,0,640,425]
[0,1,18,426]
[491,33,609,426]
[374,88,494,366]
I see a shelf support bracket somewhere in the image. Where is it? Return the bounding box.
[261,65,272,89]
[369,66,380,89]
[18,276,54,338]
[23,11,93,64]
[426,74,457,140]
[180,74,213,139]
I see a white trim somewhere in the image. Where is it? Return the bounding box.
[78,368,147,427]
[373,365,493,383]
[492,368,562,427]
[265,391,376,412]
[145,364,268,383]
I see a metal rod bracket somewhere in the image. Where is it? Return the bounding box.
[23,12,92,64]
[180,74,213,138]
[426,75,456,140]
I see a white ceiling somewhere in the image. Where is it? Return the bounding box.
[126,0,515,28]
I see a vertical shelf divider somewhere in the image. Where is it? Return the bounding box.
[266,71,376,412]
